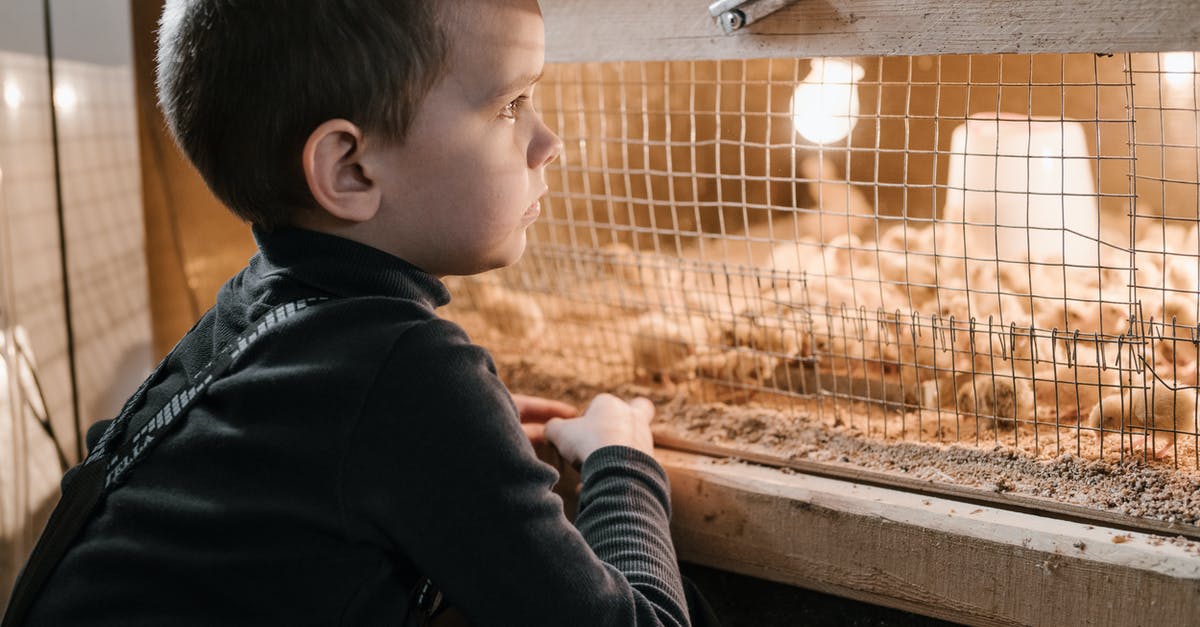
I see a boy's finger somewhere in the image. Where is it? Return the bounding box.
[586,393,620,414]
[542,416,565,441]
[513,394,578,423]
[629,397,655,423]
[522,423,546,444]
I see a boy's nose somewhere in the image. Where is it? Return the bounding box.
[530,120,563,169]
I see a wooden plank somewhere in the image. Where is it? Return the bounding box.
[653,431,1200,541]
[542,0,1200,62]
[656,448,1200,626]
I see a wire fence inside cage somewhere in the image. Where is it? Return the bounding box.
[449,52,1200,469]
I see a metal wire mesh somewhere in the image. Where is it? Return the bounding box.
[0,48,150,603]
[448,52,1200,471]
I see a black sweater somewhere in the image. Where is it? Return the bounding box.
[25,228,689,626]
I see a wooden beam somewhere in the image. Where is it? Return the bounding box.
[543,0,1200,63]
[657,449,1200,626]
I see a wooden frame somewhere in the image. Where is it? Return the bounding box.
[543,0,1200,62]
[658,449,1200,626]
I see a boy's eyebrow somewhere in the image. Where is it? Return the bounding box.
[489,71,544,101]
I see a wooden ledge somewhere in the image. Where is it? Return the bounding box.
[656,448,1200,626]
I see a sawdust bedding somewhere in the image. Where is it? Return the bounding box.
[445,304,1200,535]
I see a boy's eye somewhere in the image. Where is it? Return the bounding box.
[501,94,530,120]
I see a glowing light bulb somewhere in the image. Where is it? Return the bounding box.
[1161,51,1200,92]
[3,81,21,110]
[791,58,863,145]
[1163,52,1195,74]
[53,83,77,112]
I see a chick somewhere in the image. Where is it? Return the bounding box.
[1026,264,1115,322]
[821,232,865,279]
[1154,292,1199,368]
[967,324,1060,385]
[1163,253,1199,294]
[1076,299,1131,338]
[967,264,1032,329]
[596,242,641,284]
[692,348,778,385]
[922,288,971,326]
[1028,296,1129,338]
[1031,343,1120,421]
[596,243,687,311]
[1153,255,1199,365]
[630,313,709,384]
[874,225,938,305]
[921,311,975,370]
[956,372,1035,428]
[722,309,804,357]
[1086,380,1200,458]
[1184,223,1199,257]
[1133,261,1165,308]
[921,372,976,410]
[767,239,821,287]
[776,273,859,313]
[808,305,887,367]
[1134,219,1193,257]
[463,281,545,340]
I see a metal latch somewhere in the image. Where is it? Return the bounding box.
[708,0,798,34]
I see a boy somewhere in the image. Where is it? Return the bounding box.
[11,0,695,624]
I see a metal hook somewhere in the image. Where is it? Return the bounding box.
[708,0,798,34]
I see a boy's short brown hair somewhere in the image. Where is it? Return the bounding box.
[156,0,450,230]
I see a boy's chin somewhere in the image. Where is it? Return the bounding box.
[470,236,528,275]
[496,239,529,269]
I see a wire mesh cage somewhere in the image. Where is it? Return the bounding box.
[444,51,1200,529]
[0,168,64,606]
[0,5,149,605]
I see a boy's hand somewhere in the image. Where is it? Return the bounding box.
[543,394,655,466]
[512,394,578,444]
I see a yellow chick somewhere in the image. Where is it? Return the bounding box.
[805,307,878,365]
[767,239,822,288]
[1030,342,1120,421]
[781,274,860,313]
[1154,292,1199,368]
[956,372,1035,429]
[722,309,804,357]
[966,264,1032,329]
[596,243,687,311]
[596,242,642,284]
[1134,219,1193,257]
[464,281,545,340]
[821,232,865,279]
[1086,380,1200,458]
[630,313,710,384]
[874,225,939,306]
[692,348,778,385]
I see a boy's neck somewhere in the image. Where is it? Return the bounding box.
[287,210,435,275]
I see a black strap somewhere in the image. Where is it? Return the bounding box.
[1,298,329,626]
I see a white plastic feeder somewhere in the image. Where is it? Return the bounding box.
[942,114,1099,265]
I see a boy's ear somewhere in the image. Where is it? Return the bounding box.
[302,119,381,223]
